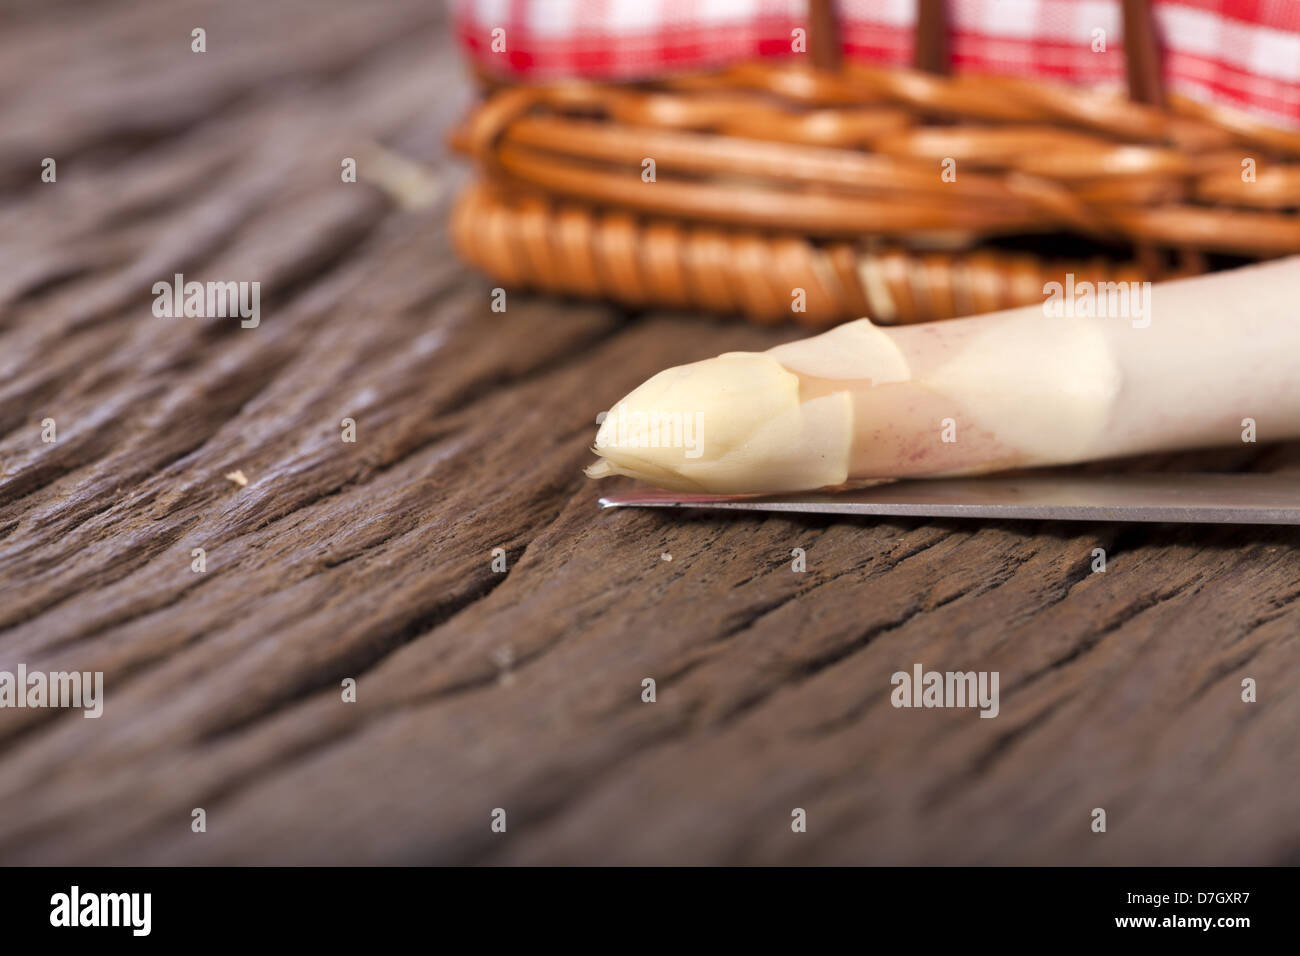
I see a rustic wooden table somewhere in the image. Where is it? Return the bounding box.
[1,0,1297,865]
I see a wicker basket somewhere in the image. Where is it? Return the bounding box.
[449,0,1300,327]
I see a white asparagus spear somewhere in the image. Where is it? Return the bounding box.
[586,256,1300,494]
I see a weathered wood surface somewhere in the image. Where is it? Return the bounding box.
[1,0,1297,865]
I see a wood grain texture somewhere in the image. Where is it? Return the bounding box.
[0,0,1297,865]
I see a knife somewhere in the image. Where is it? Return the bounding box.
[598,473,1300,525]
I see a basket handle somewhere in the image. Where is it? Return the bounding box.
[907,0,1166,106]
[1122,0,1165,106]
[808,0,842,71]
[808,0,950,76]
[913,0,950,75]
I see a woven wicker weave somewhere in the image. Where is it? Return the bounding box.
[450,0,1300,327]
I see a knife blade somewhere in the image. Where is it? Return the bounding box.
[598,473,1300,525]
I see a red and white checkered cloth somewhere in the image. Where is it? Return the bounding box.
[451,1,1300,131]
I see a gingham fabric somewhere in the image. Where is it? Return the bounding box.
[451,1,1300,131]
